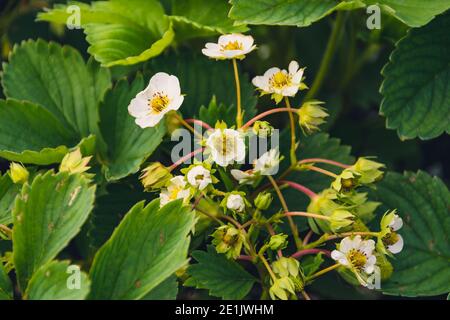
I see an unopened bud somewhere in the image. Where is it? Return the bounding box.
[9,163,29,184]
[140,162,173,191]
[59,149,92,175]
[254,192,273,210]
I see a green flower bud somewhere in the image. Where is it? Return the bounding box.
[352,157,385,184]
[331,169,360,193]
[268,233,288,251]
[9,162,29,184]
[252,121,274,137]
[297,100,328,134]
[140,162,173,191]
[329,209,355,232]
[272,257,300,278]
[211,224,244,260]
[60,149,92,175]
[269,277,296,300]
[254,192,273,210]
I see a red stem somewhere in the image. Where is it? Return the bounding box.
[185,118,212,130]
[278,180,317,199]
[242,107,295,129]
[303,230,314,246]
[169,148,204,171]
[299,158,351,169]
[238,255,253,262]
[291,249,331,259]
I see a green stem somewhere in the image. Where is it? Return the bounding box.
[305,11,345,101]
[232,59,243,128]
[306,263,340,281]
[284,97,297,165]
[268,176,302,249]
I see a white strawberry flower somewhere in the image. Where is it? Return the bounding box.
[202,33,256,60]
[128,72,184,128]
[226,194,246,213]
[254,148,281,176]
[186,165,212,191]
[378,211,404,255]
[331,236,377,286]
[159,176,190,207]
[206,128,246,167]
[252,61,305,103]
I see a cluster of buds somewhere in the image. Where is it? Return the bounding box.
[269,257,304,300]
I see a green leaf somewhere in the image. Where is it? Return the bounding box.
[373,171,450,297]
[141,275,178,300]
[37,0,174,67]
[2,39,111,139]
[0,262,12,300]
[0,173,19,225]
[89,199,196,300]
[99,76,167,181]
[144,53,257,121]
[185,246,256,300]
[170,0,248,41]
[380,12,450,140]
[229,0,364,27]
[199,97,236,127]
[0,99,78,165]
[77,182,147,259]
[301,253,325,277]
[12,171,96,290]
[25,261,90,300]
[365,0,450,27]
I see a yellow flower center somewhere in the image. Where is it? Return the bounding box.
[382,232,399,246]
[270,71,291,89]
[213,132,234,156]
[222,41,243,51]
[347,249,367,270]
[149,93,169,113]
[169,186,182,200]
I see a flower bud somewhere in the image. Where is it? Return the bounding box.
[352,157,385,184]
[268,233,288,251]
[252,121,274,137]
[211,224,244,260]
[329,209,355,232]
[165,110,182,134]
[297,100,328,134]
[9,163,29,184]
[140,162,173,191]
[59,149,92,175]
[269,277,296,300]
[254,192,273,210]
[331,169,359,193]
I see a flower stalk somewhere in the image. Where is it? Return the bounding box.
[232,58,243,128]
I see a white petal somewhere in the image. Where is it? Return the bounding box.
[135,114,164,128]
[288,60,299,75]
[292,68,304,84]
[339,237,354,253]
[280,85,299,97]
[252,76,270,92]
[388,235,404,254]
[202,48,224,59]
[263,67,281,79]
[331,250,345,262]
[168,95,184,111]
[149,72,174,93]
[128,95,149,117]
[390,215,403,231]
